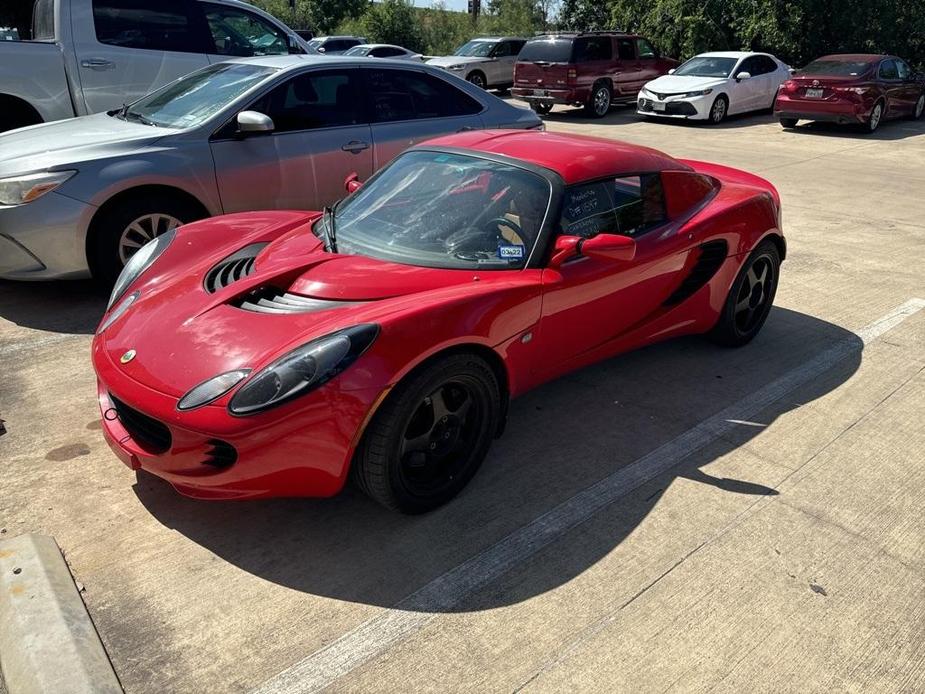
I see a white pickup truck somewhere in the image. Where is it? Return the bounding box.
[0,0,312,132]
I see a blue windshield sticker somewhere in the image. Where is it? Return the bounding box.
[498,244,525,260]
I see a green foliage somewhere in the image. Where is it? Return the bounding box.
[246,0,368,34]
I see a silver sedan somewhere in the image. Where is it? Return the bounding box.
[0,55,541,282]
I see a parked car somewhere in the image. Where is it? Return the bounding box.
[426,37,526,90]
[344,43,422,61]
[512,31,678,117]
[0,56,542,283]
[306,36,365,55]
[638,52,791,124]
[0,0,315,133]
[91,129,784,512]
[0,27,20,41]
[775,54,925,132]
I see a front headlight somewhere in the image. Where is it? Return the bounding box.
[107,228,177,309]
[0,170,76,205]
[447,64,465,70]
[229,324,379,416]
[97,290,139,334]
[640,87,651,97]
[682,88,713,98]
[178,369,251,411]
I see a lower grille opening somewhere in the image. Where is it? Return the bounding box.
[109,393,172,453]
[203,439,237,468]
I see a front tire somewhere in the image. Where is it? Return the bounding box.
[779,117,798,128]
[466,72,487,90]
[708,95,728,124]
[585,83,612,118]
[88,193,204,285]
[352,354,501,513]
[709,240,780,347]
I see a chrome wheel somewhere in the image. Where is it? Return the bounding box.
[868,102,882,131]
[914,94,924,119]
[118,213,181,264]
[710,96,727,123]
[734,256,774,333]
[593,86,611,116]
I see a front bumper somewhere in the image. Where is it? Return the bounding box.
[637,93,711,120]
[0,190,96,280]
[512,86,589,106]
[93,339,387,500]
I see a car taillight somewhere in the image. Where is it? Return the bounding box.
[567,68,577,82]
[835,86,870,95]
[780,80,798,94]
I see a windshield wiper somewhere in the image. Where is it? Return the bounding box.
[123,109,158,127]
[322,205,338,253]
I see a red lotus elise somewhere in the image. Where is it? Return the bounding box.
[92,131,785,513]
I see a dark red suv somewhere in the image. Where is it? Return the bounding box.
[512,32,678,118]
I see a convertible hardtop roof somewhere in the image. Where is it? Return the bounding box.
[419,130,691,184]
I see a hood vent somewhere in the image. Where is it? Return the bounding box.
[204,243,268,293]
[236,286,362,314]
[663,240,728,307]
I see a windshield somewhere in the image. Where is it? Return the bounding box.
[518,38,574,63]
[119,63,276,128]
[321,151,552,270]
[307,39,322,48]
[454,40,495,57]
[344,46,370,56]
[799,59,873,77]
[674,56,737,78]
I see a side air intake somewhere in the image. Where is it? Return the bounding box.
[663,240,728,307]
[236,286,361,314]
[204,243,267,293]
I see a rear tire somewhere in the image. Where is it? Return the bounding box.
[865,100,884,133]
[88,193,204,285]
[709,239,780,347]
[585,82,612,118]
[352,354,501,514]
[910,93,924,120]
[779,117,798,128]
[0,97,43,134]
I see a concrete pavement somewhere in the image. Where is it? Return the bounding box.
[0,104,923,693]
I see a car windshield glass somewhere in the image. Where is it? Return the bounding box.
[799,59,873,77]
[307,39,322,48]
[674,56,737,78]
[120,63,276,128]
[518,38,574,62]
[454,40,494,57]
[344,46,370,55]
[321,151,551,270]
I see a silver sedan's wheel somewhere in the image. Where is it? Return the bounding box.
[118,213,182,264]
[709,95,727,124]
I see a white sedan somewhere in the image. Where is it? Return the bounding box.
[637,51,791,124]
[343,44,423,61]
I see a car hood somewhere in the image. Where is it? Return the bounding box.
[426,56,489,68]
[97,220,490,397]
[0,112,173,177]
[643,75,727,94]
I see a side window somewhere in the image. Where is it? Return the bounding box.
[492,41,512,57]
[759,56,779,74]
[560,175,665,239]
[616,38,635,60]
[202,4,289,56]
[737,56,758,76]
[896,59,911,80]
[375,47,404,58]
[510,40,526,56]
[366,69,482,122]
[636,39,656,59]
[93,0,206,52]
[574,37,612,62]
[879,59,899,80]
[249,69,362,132]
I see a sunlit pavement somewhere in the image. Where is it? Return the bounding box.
[1,103,924,693]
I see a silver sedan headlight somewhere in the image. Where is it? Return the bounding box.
[107,228,177,309]
[0,170,76,205]
[446,64,466,71]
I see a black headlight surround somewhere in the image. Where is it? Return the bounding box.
[228,324,380,416]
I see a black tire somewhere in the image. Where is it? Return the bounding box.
[352,353,501,513]
[909,92,924,120]
[779,117,798,129]
[709,239,780,347]
[466,71,487,90]
[585,82,612,118]
[88,192,204,285]
[530,101,552,115]
[0,97,43,134]
[865,100,884,133]
[708,94,728,124]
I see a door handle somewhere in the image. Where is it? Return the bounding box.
[81,58,115,70]
[341,140,369,153]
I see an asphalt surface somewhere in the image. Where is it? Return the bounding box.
[1,102,924,693]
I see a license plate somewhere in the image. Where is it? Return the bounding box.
[806,88,824,98]
[652,101,666,112]
[532,89,546,96]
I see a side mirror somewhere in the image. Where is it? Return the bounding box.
[735,71,751,81]
[344,172,363,193]
[580,233,636,262]
[667,68,676,75]
[317,46,326,53]
[236,110,274,135]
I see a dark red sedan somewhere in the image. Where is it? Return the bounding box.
[775,54,925,132]
[92,131,784,513]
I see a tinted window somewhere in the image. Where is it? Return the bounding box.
[738,56,760,76]
[203,4,288,56]
[879,59,899,80]
[374,47,404,57]
[366,69,481,122]
[517,38,573,63]
[33,0,55,40]
[757,55,778,74]
[561,175,665,238]
[636,39,656,59]
[250,69,362,132]
[617,39,634,60]
[574,37,611,62]
[896,59,911,80]
[93,0,205,52]
[799,59,872,77]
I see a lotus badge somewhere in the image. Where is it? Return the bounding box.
[120,349,136,364]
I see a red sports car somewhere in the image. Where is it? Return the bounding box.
[92,131,785,513]
[775,53,925,132]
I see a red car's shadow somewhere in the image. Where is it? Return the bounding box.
[133,306,861,612]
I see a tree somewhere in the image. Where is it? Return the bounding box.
[359,0,424,51]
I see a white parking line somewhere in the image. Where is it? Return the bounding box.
[253,298,925,694]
